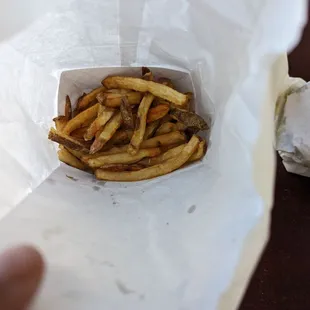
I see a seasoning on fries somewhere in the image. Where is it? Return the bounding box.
[48,68,209,181]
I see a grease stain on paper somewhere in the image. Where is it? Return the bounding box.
[187,205,196,214]
[115,279,135,295]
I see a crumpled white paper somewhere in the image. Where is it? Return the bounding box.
[0,0,307,309]
[275,77,310,177]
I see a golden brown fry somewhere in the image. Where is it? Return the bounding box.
[53,116,68,132]
[120,97,135,129]
[84,105,115,141]
[176,122,187,131]
[63,103,99,135]
[155,122,177,136]
[71,126,89,140]
[175,92,193,111]
[188,140,207,162]
[95,135,200,181]
[58,148,87,171]
[97,90,142,108]
[82,145,129,161]
[140,144,185,166]
[72,93,87,117]
[147,104,170,123]
[76,86,106,111]
[100,163,144,172]
[84,131,187,161]
[128,93,154,155]
[109,129,133,145]
[65,95,72,120]
[170,108,208,131]
[48,128,89,153]
[144,120,161,140]
[90,112,123,154]
[139,140,206,167]
[159,143,184,153]
[102,76,189,106]
[140,131,186,149]
[86,147,161,168]
[65,148,85,159]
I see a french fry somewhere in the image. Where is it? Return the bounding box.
[176,122,187,131]
[142,67,153,81]
[188,140,207,162]
[128,93,154,155]
[84,131,186,160]
[90,112,123,154]
[140,144,185,166]
[144,120,161,140]
[102,76,189,107]
[155,122,177,136]
[63,103,99,135]
[95,135,200,181]
[65,95,72,120]
[139,140,206,167]
[183,92,193,111]
[53,116,68,132]
[160,114,173,123]
[85,147,161,168]
[65,148,85,159]
[147,104,170,123]
[82,145,129,161]
[97,91,142,108]
[58,148,87,171]
[76,86,106,111]
[84,105,115,141]
[142,66,151,76]
[140,131,186,149]
[48,128,89,153]
[120,97,135,129]
[170,108,208,131]
[159,143,185,153]
[99,163,145,172]
[71,126,89,140]
[109,129,133,145]
[72,93,86,117]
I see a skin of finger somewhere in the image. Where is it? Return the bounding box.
[0,245,45,310]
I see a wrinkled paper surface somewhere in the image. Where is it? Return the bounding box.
[275,77,310,177]
[0,0,307,309]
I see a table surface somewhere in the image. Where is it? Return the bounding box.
[239,6,310,310]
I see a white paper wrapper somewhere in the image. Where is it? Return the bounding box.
[0,0,307,309]
[275,78,310,177]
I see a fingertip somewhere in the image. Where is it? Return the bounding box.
[0,244,45,279]
[0,244,45,310]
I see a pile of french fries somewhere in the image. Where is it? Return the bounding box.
[48,68,208,181]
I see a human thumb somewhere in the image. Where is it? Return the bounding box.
[0,245,45,310]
